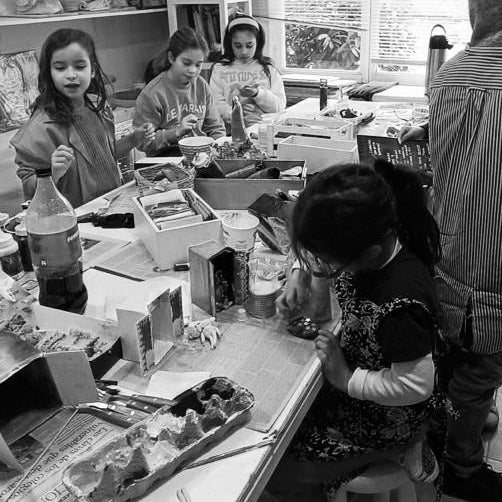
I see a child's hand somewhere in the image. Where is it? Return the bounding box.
[276,268,310,314]
[242,103,256,115]
[315,330,353,392]
[51,145,74,172]
[178,114,199,136]
[240,84,259,99]
[133,123,155,146]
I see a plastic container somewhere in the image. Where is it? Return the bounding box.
[178,136,214,162]
[0,230,24,280]
[221,212,259,252]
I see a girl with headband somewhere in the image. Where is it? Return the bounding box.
[210,13,286,128]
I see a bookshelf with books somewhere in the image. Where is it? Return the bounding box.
[167,0,252,62]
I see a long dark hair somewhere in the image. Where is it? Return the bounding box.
[33,28,108,124]
[220,13,274,83]
[145,26,209,84]
[291,161,441,275]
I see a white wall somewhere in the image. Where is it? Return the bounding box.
[0,11,170,215]
[0,14,169,90]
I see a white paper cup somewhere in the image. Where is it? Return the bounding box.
[222,212,259,252]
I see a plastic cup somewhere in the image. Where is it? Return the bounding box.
[221,212,259,252]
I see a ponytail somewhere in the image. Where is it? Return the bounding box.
[374,159,441,273]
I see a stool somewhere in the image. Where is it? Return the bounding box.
[332,460,416,502]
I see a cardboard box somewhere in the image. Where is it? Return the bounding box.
[194,159,306,210]
[276,135,358,174]
[6,303,122,379]
[0,330,97,470]
[189,241,234,316]
[116,281,184,374]
[132,189,222,270]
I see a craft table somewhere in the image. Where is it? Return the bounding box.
[73,178,329,502]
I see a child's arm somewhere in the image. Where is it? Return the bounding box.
[315,330,434,405]
[133,92,179,155]
[209,64,232,123]
[11,119,68,200]
[347,355,434,406]
[115,123,155,158]
[252,66,287,113]
[276,267,311,314]
[202,83,226,139]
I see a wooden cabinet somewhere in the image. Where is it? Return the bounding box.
[167,0,252,59]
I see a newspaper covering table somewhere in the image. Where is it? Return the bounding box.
[109,306,318,433]
[0,411,121,502]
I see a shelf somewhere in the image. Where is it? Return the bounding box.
[0,8,166,26]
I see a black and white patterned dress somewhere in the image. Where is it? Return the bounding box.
[288,249,446,496]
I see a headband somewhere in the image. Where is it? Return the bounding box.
[228,17,260,31]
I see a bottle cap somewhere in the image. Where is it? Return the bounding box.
[35,167,52,177]
[15,224,27,237]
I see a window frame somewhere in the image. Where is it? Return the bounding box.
[257,0,468,86]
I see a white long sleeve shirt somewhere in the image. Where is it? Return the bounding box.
[347,353,435,406]
[209,59,286,126]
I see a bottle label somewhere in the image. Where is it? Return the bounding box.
[28,224,82,277]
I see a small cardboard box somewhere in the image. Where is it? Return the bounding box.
[0,330,97,470]
[189,241,234,316]
[277,135,358,174]
[194,159,306,210]
[8,303,122,379]
[132,189,222,270]
[116,278,184,374]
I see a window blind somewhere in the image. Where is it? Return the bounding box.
[370,0,470,65]
[254,0,367,32]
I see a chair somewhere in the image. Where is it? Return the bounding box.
[332,460,416,502]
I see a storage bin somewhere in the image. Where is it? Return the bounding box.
[194,159,306,210]
[276,136,357,174]
[132,189,222,270]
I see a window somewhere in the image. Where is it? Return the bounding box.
[254,0,471,85]
[370,0,470,83]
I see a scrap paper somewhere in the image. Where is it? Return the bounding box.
[146,371,211,400]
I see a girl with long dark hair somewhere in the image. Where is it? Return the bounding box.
[12,28,154,207]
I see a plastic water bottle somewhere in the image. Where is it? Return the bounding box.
[25,167,87,313]
[319,78,328,111]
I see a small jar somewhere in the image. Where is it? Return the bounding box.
[0,230,24,280]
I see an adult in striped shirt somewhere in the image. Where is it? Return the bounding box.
[408,1,502,500]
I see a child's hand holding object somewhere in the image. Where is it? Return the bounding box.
[315,330,353,392]
[134,122,155,146]
[51,145,74,172]
[240,83,259,99]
